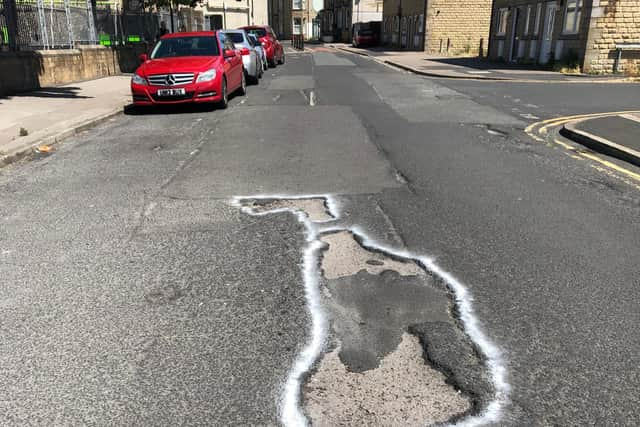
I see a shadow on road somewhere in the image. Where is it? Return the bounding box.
[0,87,92,100]
[123,103,220,115]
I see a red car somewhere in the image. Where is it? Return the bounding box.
[239,25,284,67]
[131,31,245,108]
[352,29,377,48]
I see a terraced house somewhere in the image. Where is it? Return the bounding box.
[381,0,493,55]
[488,0,640,74]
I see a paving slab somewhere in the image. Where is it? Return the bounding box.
[0,76,130,166]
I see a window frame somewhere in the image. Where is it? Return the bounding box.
[523,5,532,36]
[293,17,302,34]
[533,2,542,36]
[497,8,509,36]
[562,0,583,35]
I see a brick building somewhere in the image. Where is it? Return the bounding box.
[269,0,321,39]
[321,0,383,42]
[382,0,492,55]
[194,0,268,30]
[488,0,640,74]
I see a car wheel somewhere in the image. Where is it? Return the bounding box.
[218,77,228,109]
[238,71,246,95]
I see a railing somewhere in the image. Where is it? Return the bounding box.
[0,0,190,52]
[292,33,304,50]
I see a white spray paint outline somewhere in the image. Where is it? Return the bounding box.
[231,194,509,427]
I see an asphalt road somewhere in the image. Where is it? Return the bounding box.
[1,47,639,426]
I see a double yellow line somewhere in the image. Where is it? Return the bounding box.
[525,110,640,189]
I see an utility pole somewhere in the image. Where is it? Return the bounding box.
[5,0,18,50]
[223,0,227,28]
[169,0,175,32]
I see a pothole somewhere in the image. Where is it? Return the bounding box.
[234,195,507,427]
[304,333,471,426]
[320,231,424,279]
[248,198,334,221]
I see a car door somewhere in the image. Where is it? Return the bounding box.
[222,36,242,89]
[219,34,234,88]
[269,27,282,59]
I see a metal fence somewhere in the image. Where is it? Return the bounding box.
[0,0,188,51]
[95,6,161,47]
[6,0,97,50]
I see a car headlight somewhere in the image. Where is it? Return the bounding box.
[131,73,147,85]
[196,69,217,83]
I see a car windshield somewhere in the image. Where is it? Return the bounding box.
[246,28,267,38]
[359,30,373,36]
[224,32,246,44]
[151,36,219,58]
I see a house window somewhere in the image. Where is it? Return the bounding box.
[563,0,582,34]
[292,0,303,10]
[293,17,302,34]
[533,2,542,35]
[524,5,532,35]
[497,8,509,36]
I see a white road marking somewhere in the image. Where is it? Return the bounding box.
[232,194,509,427]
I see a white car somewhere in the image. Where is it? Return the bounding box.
[220,30,263,84]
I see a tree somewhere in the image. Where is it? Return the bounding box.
[144,0,204,32]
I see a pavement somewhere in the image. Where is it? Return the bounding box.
[1,48,640,426]
[562,113,640,167]
[332,43,637,82]
[0,76,130,167]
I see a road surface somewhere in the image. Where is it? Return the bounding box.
[1,47,639,426]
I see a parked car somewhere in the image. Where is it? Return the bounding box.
[220,29,262,84]
[131,31,245,109]
[352,22,381,47]
[248,34,268,72]
[239,25,284,67]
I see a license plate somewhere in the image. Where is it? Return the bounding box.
[157,88,186,96]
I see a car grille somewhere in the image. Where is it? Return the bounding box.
[147,73,195,86]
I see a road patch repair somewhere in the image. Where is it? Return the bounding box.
[233,195,508,426]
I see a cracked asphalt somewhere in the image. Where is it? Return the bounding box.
[1,47,639,425]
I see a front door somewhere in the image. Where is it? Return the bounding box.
[539,2,557,64]
[509,7,520,62]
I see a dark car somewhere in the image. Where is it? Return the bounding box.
[352,22,381,47]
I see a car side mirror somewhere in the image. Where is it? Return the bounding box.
[224,49,236,58]
[139,53,148,62]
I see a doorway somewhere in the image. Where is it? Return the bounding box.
[539,2,557,64]
[509,7,520,62]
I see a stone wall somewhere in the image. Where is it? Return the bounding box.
[0,45,147,96]
[584,0,640,74]
[425,0,492,56]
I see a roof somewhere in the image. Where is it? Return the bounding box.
[239,25,270,30]
[161,31,217,39]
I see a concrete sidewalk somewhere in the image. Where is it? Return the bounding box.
[332,44,636,83]
[562,113,640,167]
[0,75,130,167]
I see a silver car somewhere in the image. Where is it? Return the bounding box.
[220,30,262,84]
[248,34,268,72]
